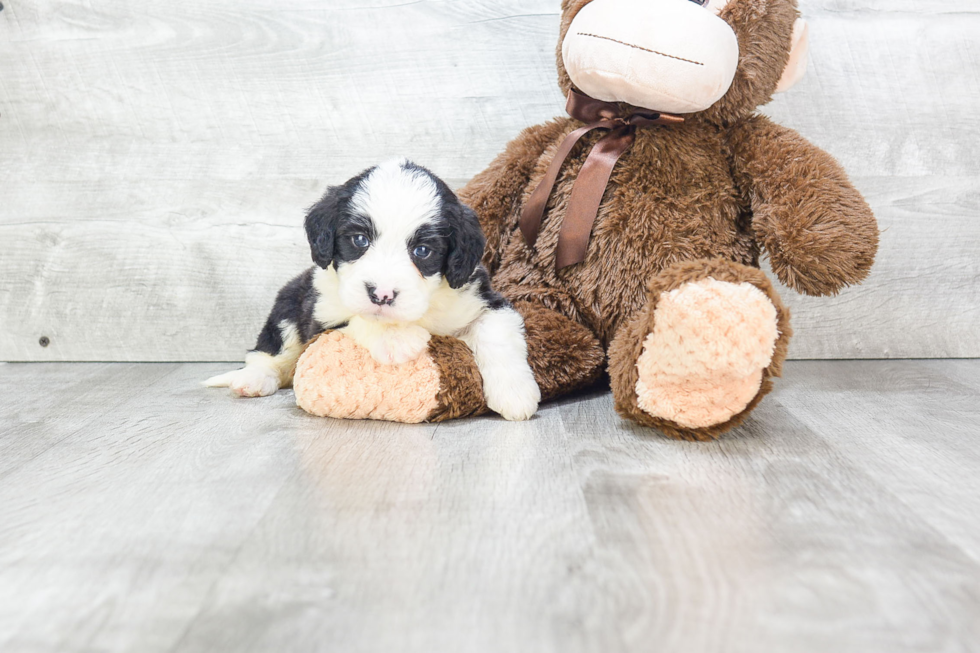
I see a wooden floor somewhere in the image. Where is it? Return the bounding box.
[1,360,978,653]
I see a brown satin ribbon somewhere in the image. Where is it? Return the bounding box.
[519,90,684,269]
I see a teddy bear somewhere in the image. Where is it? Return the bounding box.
[293,0,878,440]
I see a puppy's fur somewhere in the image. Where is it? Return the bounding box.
[206,159,540,421]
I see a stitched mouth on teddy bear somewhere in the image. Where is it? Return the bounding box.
[575,32,707,68]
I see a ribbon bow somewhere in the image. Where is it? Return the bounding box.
[519,90,684,269]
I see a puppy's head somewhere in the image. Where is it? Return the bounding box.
[305,159,485,323]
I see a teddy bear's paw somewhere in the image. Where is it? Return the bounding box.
[635,278,779,429]
[635,371,765,430]
[293,331,442,423]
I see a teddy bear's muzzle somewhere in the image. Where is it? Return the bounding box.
[561,0,739,114]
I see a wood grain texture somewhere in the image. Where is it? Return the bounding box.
[1,0,978,360]
[0,362,178,478]
[1,360,979,652]
[774,360,980,565]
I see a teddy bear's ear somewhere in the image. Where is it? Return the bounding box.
[775,18,809,93]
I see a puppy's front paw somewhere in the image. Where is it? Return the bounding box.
[205,367,280,397]
[368,325,432,365]
[484,368,541,421]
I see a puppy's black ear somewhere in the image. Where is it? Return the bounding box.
[445,201,486,289]
[304,187,341,269]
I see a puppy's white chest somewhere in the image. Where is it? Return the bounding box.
[416,282,487,337]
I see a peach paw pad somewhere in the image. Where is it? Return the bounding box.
[635,278,779,429]
[294,331,441,423]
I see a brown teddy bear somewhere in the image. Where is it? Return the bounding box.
[293,0,878,440]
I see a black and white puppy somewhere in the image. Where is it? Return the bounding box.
[206,159,540,421]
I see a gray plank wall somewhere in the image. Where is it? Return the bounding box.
[1,0,977,362]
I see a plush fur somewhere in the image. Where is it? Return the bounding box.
[280,0,877,439]
[455,0,872,439]
[607,258,792,440]
[206,159,540,422]
[294,331,443,423]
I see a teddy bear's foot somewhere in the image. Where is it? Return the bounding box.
[634,277,778,428]
[609,259,792,440]
[293,331,488,423]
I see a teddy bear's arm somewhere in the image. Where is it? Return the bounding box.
[458,119,570,275]
[729,115,879,297]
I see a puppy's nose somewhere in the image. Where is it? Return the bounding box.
[366,283,398,306]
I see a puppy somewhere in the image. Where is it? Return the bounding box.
[206,159,541,421]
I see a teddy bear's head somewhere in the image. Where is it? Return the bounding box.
[556,0,808,123]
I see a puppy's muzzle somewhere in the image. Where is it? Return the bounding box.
[366,283,398,306]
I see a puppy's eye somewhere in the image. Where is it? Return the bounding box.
[351,234,370,248]
[413,245,432,259]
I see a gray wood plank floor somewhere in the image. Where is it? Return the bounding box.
[0,360,978,653]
